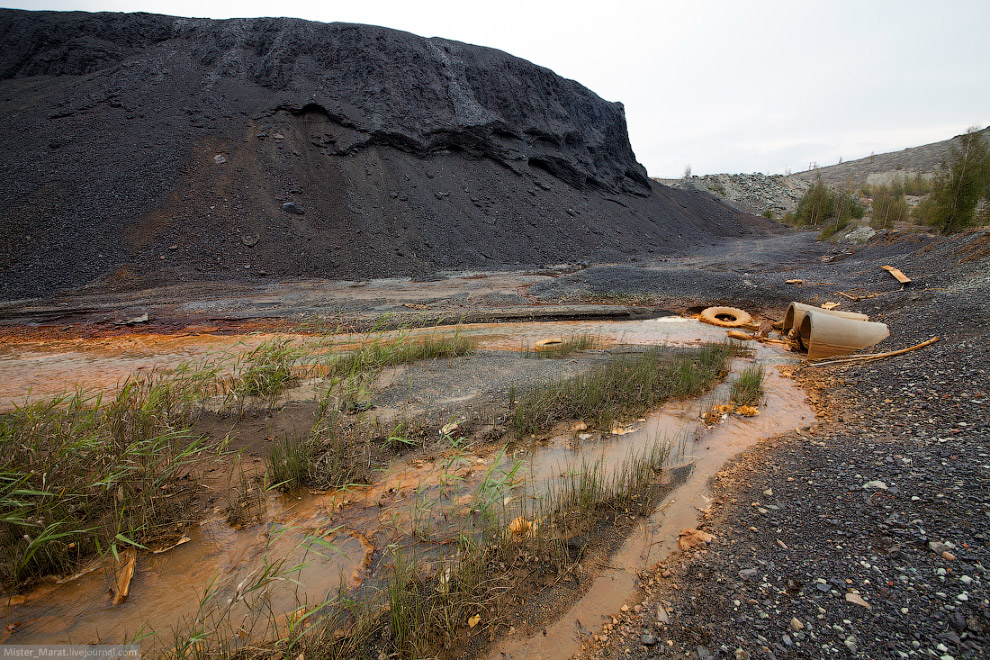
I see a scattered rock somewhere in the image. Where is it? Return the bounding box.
[677,528,714,551]
[840,225,876,245]
[844,592,871,609]
[117,312,149,325]
[281,201,304,215]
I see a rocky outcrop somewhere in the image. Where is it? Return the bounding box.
[0,9,774,299]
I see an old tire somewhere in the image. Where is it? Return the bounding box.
[699,306,752,328]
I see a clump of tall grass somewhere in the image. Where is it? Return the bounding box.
[265,432,318,492]
[233,337,306,402]
[0,366,218,586]
[729,364,765,407]
[325,327,476,379]
[266,412,375,492]
[512,343,734,436]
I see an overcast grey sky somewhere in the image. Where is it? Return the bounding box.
[6,0,989,177]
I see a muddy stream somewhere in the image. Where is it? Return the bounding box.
[1,319,814,654]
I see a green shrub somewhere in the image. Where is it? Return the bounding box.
[794,180,864,227]
[818,217,851,240]
[900,172,933,196]
[914,128,990,234]
[870,184,910,229]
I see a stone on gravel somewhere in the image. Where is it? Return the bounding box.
[844,592,871,609]
[640,634,657,646]
[281,202,304,215]
[928,541,951,554]
[677,528,714,551]
[790,617,804,631]
[739,568,758,580]
[839,226,876,244]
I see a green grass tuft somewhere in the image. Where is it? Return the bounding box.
[527,334,597,358]
[730,364,765,407]
[512,343,734,436]
[0,366,217,586]
[234,337,306,401]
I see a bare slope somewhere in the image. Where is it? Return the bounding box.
[790,126,990,188]
[0,9,775,300]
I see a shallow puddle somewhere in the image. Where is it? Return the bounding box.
[487,362,814,660]
[1,318,813,653]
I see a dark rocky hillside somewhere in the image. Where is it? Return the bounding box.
[0,9,775,300]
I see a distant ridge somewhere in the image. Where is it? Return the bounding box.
[790,126,990,188]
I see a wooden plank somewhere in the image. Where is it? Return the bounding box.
[881,265,912,285]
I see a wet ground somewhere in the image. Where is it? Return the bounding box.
[0,315,813,652]
[4,230,986,658]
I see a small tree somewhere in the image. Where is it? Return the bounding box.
[870,184,909,229]
[793,180,833,226]
[794,179,864,227]
[915,127,990,233]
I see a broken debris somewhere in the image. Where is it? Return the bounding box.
[678,528,715,552]
[110,548,136,606]
[881,265,912,285]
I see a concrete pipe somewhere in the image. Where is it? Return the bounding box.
[798,311,889,360]
[699,306,752,328]
[782,302,869,334]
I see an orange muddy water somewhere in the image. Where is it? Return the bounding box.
[0,317,719,411]
[1,319,814,653]
[487,362,814,660]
